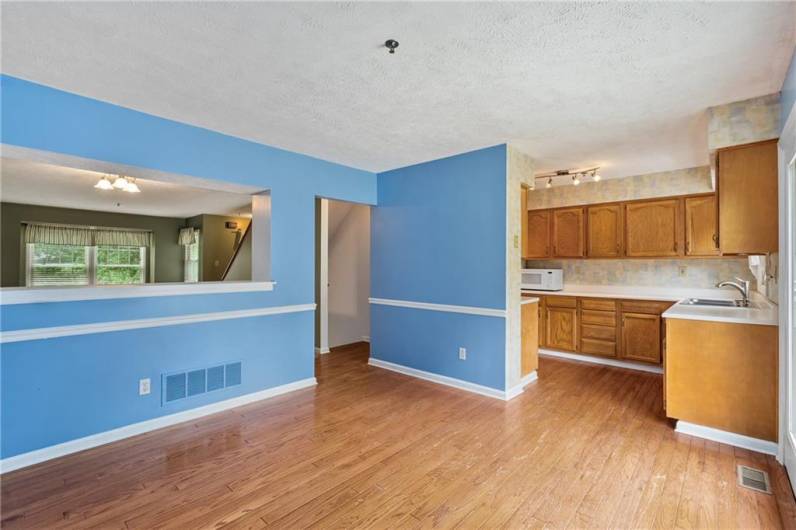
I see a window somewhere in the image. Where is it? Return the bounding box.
[183,231,200,283]
[97,246,146,285]
[26,243,147,287]
[27,243,90,286]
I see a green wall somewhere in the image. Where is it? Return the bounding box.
[1,202,186,287]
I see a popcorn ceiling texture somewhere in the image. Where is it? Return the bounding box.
[708,93,781,150]
[526,259,754,289]
[527,166,711,210]
[2,3,793,174]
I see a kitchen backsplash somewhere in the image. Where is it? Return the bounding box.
[525,258,755,290]
[526,166,711,210]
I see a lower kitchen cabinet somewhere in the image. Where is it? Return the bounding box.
[621,312,661,363]
[665,318,777,441]
[545,304,578,352]
[537,295,671,365]
[521,300,539,376]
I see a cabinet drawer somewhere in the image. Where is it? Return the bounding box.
[581,298,617,311]
[545,296,577,309]
[620,300,671,315]
[581,324,616,341]
[581,310,616,327]
[581,338,617,357]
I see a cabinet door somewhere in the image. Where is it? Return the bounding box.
[718,140,778,254]
[538,297,546,348]
[521,187,530,259]
[527,210,551,258]
[621,312,661,364]
[521,301,539,376]
[587,204,623,257]
[685,195,719,256]
[552,207,585,257]
[625,199,682,257]
[545,306,578,351]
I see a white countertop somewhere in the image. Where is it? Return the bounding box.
[520,284,778,326]
[520,296,539,305]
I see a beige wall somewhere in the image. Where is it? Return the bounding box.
[527,166,711,210]
[328,201,370,348]
[708,93,780,151]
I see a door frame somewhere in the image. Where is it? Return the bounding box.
[778,106,796,485]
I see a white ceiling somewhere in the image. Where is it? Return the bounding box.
[0,158,252,219]
[1,2,794,178]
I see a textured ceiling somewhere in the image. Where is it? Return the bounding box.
[1,2,794,177]
[0,158,252,218]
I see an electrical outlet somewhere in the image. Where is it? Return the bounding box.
[513,235,519,248]
[678,265,688,277]
[139,378,151,396]
[458,347,467,360]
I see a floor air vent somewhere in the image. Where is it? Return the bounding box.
[737,465,772,494]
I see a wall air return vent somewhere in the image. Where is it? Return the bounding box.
[162,361,242,405]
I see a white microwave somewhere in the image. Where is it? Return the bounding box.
[521,269,563,291]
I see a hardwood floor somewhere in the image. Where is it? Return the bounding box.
[2,342,795,529]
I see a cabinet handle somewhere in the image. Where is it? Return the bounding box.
[686,241,690,254]
[712,233,719,248]
[673,242,678,252]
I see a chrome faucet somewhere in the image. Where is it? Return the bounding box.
[716,277,750,307]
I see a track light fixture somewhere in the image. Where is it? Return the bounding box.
[530,166,602,190]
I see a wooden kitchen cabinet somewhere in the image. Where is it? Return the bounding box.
[621,312,661,364]
[666,318,777,441]
[587,204,623,257]
[521,299,539,376]
[537,297,546,348]
[552,207,585,257]
[624,198,682,257]
[718,139,778,254]
[527,210,552,258]
[545,297,578,352]
[684,194,719,256]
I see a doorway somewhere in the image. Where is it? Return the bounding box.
[315,198,371,361]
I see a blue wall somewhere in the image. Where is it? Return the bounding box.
[0,75,376,459]
[782,45,796,132]
[370,146,507,390]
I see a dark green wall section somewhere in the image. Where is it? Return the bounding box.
[1,202,186,286]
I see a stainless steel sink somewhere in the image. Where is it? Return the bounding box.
[681,298,747,307]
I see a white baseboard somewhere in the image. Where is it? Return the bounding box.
[368,357,519,401]
[539,349,663,374]
[0,377,317,474]
[315,347,330,355]
[505,370,538,400]
[675,420,778,456]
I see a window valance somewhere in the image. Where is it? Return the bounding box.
[23,223,154,247]
[178,227,199,246]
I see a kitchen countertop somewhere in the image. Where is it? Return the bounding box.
[520,296,539,305]
[521,284,778,326]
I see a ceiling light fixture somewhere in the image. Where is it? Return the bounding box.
[94,175,114,190]
[533,166,601,189]
[112,176,129,190]
[123,178,141,193]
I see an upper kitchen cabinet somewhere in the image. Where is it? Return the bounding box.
[684,194,720,256]
[624,198,682,257]
[527,210,552,258]
[587,204,623,258]
[718,139,778,255]
[552,207,585,257]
